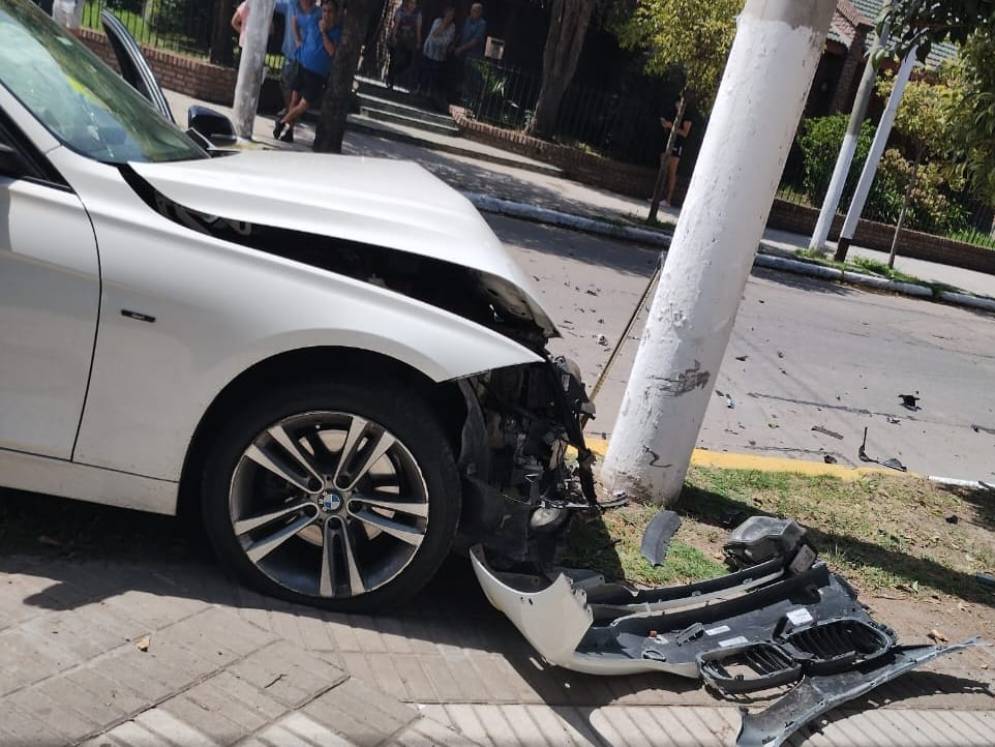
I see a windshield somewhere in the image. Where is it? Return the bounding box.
[0,0,205,164]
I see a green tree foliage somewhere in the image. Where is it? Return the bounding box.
[613,0,742,105]
[799,114,875,210]
[944,31,995,205]
[884,0,995,63]
[798,114,966,233]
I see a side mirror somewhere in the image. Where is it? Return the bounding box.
[0,143,27,178]
[187,106,238,148]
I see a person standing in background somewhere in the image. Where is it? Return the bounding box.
[659,101,692,208]
[453,2,486,99]
[419,4,455,103]
[276,0,319,115]
[273,0,342,142]
[454,3,486,61]
[231,0,251,49]
[386,0,422,90]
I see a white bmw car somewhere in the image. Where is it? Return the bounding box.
[0,0,598,611]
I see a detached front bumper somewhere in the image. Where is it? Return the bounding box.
[470,525,982,747]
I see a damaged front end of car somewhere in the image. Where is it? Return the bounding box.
[453,352,606,566]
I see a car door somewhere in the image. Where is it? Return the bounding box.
[101,10,175,122]
[0,117,100,460]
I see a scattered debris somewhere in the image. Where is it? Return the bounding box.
[881,457,908,472]
[768,423,780,429]
[136,636,151,653]
[887,417,901,425]
[640,510,682,567]
[735,355,749,362]
[596,334,609,348]
[824,455,838,464]
[585,289,599,297]
[264,673,286,689]
[899,393,921,411]
[777,351,784,359]
[928,629,949,644]
[725,395,736,409]
[811,425,844,441]
[945,515,959,525]
[858,428,907,472]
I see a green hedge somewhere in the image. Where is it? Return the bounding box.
[797,114,968,235]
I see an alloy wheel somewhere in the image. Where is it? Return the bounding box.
[228,411,430,599]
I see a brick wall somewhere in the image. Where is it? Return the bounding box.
[768,199,995,275]
[454,110,995,277]
[75,28,238,107]
[451,109,659,200]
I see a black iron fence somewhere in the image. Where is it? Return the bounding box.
[461,58,665,167]
[776,143,995,250]
[81,0,218,59]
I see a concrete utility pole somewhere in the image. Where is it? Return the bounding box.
[835,49,916,261]
[601,0,836,506]
[810,3,891,253]
[232,0,277,139]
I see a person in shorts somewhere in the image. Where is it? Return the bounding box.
[273,1,342,143]
[659,100,692,207]
[276,0,319,115]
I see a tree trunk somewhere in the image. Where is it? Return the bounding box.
[527,0,595,139]
[211,0,236,67]
[889,145,922,268]
[315,0,376,153]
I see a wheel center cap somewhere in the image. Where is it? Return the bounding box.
[320,491,344,513]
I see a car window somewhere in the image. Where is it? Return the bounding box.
[0,0,206,164]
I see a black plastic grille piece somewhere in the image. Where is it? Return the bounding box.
[784,620,891,673]
[700,643,802,694]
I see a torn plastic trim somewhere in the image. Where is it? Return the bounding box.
[736,639,983,747]
[584,557,787,619]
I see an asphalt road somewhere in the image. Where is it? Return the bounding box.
[489,214,995,482]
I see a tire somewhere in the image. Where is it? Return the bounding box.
[201,375,461,612]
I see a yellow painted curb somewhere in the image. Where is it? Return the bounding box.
[583,438,911,482]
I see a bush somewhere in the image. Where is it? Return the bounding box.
[798,114,874,209]
[869,150,968,234]
[105,0,144,12]
[798,115,968,235]
[150,0,211,47]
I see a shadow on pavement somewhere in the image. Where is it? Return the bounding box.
[0,486,989,713]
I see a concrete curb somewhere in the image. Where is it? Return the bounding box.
[463,192,673,247]
[585,437,992,488]
[464,192,995,315]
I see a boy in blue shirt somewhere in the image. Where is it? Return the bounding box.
[274,1,342,143]
[275,0,320,120]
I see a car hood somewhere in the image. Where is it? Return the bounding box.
[130,150,556,337]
